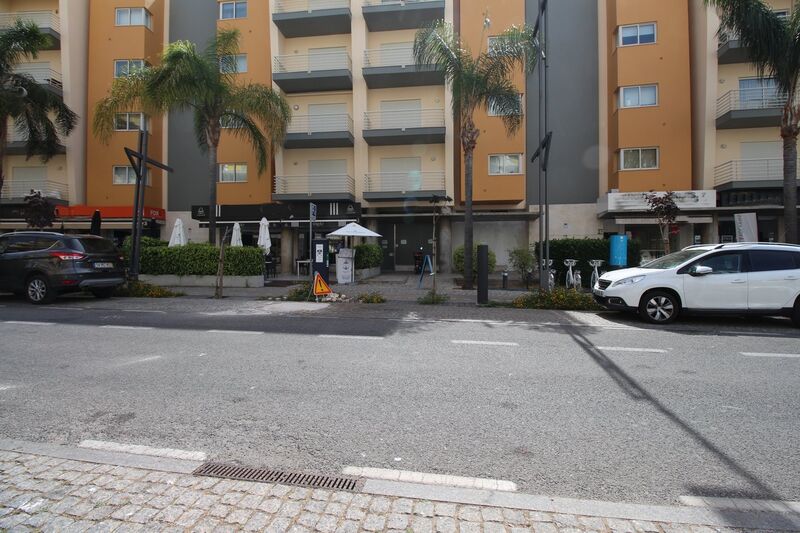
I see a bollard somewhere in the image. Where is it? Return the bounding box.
[477,245,489,304]
[502,271,509,290]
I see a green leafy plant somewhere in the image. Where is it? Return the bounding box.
[508,246,536,282]
[453,245,497,280]
[512,288,601,311]
[534,238,642,282]
[354,244,383,270]
[113,281,183,298]
[357,291,386,304]
[286,282,312,302]
[23,190,56,229]
[136,244,263,276]
[417,290,449,305]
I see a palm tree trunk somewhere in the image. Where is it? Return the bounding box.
[461,117,479,290]
[207,127,220,245]
[783,133,798,244]
[0,118,7,202]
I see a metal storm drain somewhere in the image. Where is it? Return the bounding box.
[193,462,363,492]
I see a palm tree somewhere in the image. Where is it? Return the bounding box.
[94,29,291,245]
[414,21,539,288]
[0,20,77,200]
[706,0,799,243]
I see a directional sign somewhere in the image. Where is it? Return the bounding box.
[310,202,317,222]
[313,272,332,296]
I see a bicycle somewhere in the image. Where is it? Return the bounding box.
[541,259,555,290]
[564,259,579,290]
[589,259,605,289]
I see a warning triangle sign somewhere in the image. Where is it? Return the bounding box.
[313,272,332,296]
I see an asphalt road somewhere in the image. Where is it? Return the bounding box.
[0,294,798,506]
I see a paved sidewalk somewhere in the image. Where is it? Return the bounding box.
[1,440,798,532]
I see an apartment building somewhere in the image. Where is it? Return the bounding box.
[0,0,88,230]
[691,0,795,243]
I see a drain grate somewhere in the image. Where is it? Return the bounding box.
[193,462,363,492]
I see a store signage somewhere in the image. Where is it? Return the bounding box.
[606,191,716,212]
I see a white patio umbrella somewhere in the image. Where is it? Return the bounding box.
[257,217,272,254]
[326,222,382,238]
[168,218,187,247]
[231,222,243,247]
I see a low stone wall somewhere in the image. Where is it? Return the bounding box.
[356,267,382,280]
[139,274,263,288]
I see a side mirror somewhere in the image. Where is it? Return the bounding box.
[690,265,713,276]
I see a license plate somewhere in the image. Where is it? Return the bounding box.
[94,262,114,269]
[593,288,604,297]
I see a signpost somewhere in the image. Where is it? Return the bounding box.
[313,272,332,297]
[309,202,317,282]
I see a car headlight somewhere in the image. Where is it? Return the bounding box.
[612,275,646,287]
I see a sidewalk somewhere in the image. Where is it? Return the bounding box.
[1,439,798,532]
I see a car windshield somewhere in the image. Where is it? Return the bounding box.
[640,249,710,270]
[76,238,118,254]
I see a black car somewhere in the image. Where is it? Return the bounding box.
[0,232,126,304]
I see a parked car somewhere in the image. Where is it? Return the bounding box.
[0,232,126,304]
[593,243,800,326]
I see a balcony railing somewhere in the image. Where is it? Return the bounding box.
[274,0,349,13]
[364,46,415,67]
[363,0,441,5]
[287,114,353,134]
[273,51,351,73]
[13,63,62,91]
[364,109,444,129]
[364,171,445,193]
[0,11,60,33]
[716,89,788,117]
[714,159,793,187]
[0,180,68,201]
[274,174,355,196]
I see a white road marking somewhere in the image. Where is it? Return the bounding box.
[451,340,519,347]
[122,309,167,314]
[318,334,384,341]
[741,352,800,358]
[117,356,162,366]
[47,306,85,311]
[2,320,54,326]
[721,405,745,411]
[78,439,207,461]
[206,330,264,335]
[196,353,207,358]
[343,466,517,492]
[679,495,800,513]
[100,325,153,331]
[0,385,17,392]
[595,346,669,353]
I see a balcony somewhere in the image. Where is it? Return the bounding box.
[13,63,63,97]
[273,51,352,93]
[272,0,351,38]
[714,159,793,189]
[717,32,749,64]
[363,171,445,201]
[0,11,60,49]
[273,174,355,201]
[6,128,66,156]
[284,114,354,148]
[363,109,445,145]
[0,180,69,203]
[716,89,785,129]
[363,46,444,88]
[362,0,445,32]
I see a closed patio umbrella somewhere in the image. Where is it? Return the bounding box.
[168,218,187,247]
[89,210,102,236]
[257,217,272,254]
[231,222,243,247]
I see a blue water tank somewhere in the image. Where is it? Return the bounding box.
[609,235,628,267]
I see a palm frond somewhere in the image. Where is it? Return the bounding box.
[10,75,77,161]
[0,20,47,74]
[414,21,467,81]
[487,25,540,75]
[220,112,269,174]
[93,72,149,142]
[227,84,291,147]
[479,76,524,135]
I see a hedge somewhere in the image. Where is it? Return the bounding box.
[354,244,383,270]
[534,238,642,282]
[453,244,497,278]
[138,243,264,276]
[512,288,601,311]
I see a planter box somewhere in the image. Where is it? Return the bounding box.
[355,267,381,281]
[139,274,264,288]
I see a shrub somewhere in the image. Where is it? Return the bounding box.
[354,244,383,270]
[534,238,642,283]
[508,246,536,281]
[453,245,497,279]
[286,282,312,302]
[138,244,264,276]
[417,290,449,305]
[113,281,183,298]
[512,288,601,311]
[357,291,386,304]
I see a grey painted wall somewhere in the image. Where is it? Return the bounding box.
[526,0,599,205]
[167,0,217,212]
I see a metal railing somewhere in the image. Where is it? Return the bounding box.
[274,50,352,73]
[0,11,60,33]
[274,174,355,195]
[274,0,349,13]
[364,108,444,129]
[718,31,739,47]
[716,89,788,117]
[363,0,441,6]
[287,114,353,134]
[7,128,64,145]
[12,63,62,90]
[364,46,415,67]
[714,158,794,187]
[364,171,445,193]
[0,180,68,201]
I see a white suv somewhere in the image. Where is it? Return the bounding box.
[593,243,800,326]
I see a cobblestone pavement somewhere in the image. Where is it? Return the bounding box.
[0,451,778,533]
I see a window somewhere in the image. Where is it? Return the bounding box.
[620,85,658,108]
[749,250,799,272]
[620,148,659,170]
[115,8,153,29]
[488,94,523,116]
[114,113,147,131]
[774,10,789,19]
[220,54,247,73]
[695,253,744,274]
[219,1,247,19]
[113,166,137,185]
[219,163,248,183]
[619,23,656,46]
[489,154,522,175]
[114,59,145,78]
[739,78,779,108]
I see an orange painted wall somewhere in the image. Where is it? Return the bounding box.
[85,0,165,208]
[458,0,526,205]
[607,0,693,193]
[216,0,273,206]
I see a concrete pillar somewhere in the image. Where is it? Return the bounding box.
[701,216,718,244]
[438,216,452,273]
[778,216,786,242]
[366,218,379,245]
[677,224,694,249]
[280,227,294,275]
